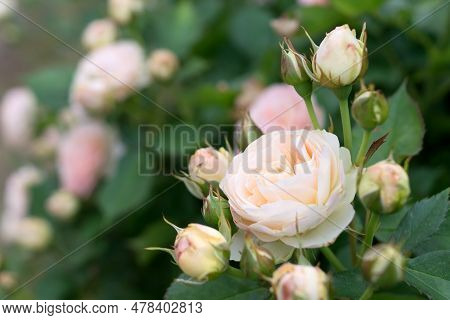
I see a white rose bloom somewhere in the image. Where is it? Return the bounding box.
[70,41,149,113]
[108,0,143,25]
[81,19,117,51]
[0,87,38,149]
[0,166,43,243]
[314,25,365,87]
[220,130,357,251]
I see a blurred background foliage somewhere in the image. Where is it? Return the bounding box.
[0,0,449,299]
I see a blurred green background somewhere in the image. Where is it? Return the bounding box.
[0,0,449,299]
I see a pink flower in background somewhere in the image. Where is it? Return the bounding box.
[81,19,117,51]
[249,84,324,133]
[57,122,117,198]
[0,87,37,149]
[71,41,149,113]
[297,0,328,6]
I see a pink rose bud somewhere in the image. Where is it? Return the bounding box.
[188,147,231,184]
[71,41,149,113]
[297,0,329,6]
[270,16,299,37]
[249,84,323,133]
[57,122,116,198]
[81,19,117,51]
[272,263,329,300]
[147,49,179,82]
[0,87,37,150]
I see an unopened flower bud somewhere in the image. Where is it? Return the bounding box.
[46,190,79,220]
[15,217,52,250]
[0,271,16,290]
[108,0,143,25]
[147,49,179,82]
[188,147,231,184]
[240,234,275,279]
[82,19,117,51]
[237,113,263,150]
[312,24,367,88]
[31,126,60,159]
[272,263,329,300]
[174,224,229,280]
[271,17,299,37]
[202,190,232,227]
[359,160,410,214]
[352,90,388,130]
[362,243,405,288]
[280,38,312,88]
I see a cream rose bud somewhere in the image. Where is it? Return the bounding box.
[174,224,229,280]
[220,130,357,248]
[57,122,118,198]
[0,87,37,149]
[313,25,366,87]
[46,190,79,220]
[358,160,410,214]
[108,0,143,25]
[71,41,149,113]
[272,263,329,300]
[362,244,405,288]
[82,19,117,51]
[351,90,388,131]
[15,217,52,250]
[249,84,323,133]
[188,147,231,183]
[147,49,179,82]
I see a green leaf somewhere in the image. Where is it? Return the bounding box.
[165,273,271,300]
[97,153,153,221]
[405,250,450,300]
[332,270,368,299]
[352,82,425,164]
[376,205,410,242]
[413,210,450,255]
[391,188,449,252]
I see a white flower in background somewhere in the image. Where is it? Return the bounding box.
[270,16,299,37]
[147,49,179,82]
[272,263,329,300]
[220,130,357,249]
[46,189,79,221]
[189,147,231,184]
[0,166,42,243]
[0,0,16,20]
[71,41,149,113]
[174,224,229,280]
[0,87,38,150]
[108,0,144,25]
[81,19,117,51]
[249,84,323,133]
[15,217,52,250]
[313,25,366,87]
[57,121,121,198]
[31,126,61,159]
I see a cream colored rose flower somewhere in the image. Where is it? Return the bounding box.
[188,147,231,183]
[81,19,117,51]
[220,130,357,249]
[147,49,179,82]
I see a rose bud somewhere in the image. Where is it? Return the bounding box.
[188,147,231,184]
[311,24,367,88]
[271,16,299,37]
[15,217,52,251]
[272,263,329,300]
[240,233,275,279]
[202,190,232,227]
[174,224,229,280]
[352,90,389,131]
[362,243,406,288]
[46,189,79,221]
[31,126,61,159]
[280,38,312,88]
[0,87,38,150]
[358,160,410,214]
[147,49,179,82]
[0,272,16,290]
[81,19,117,51]
[108,0,143,25]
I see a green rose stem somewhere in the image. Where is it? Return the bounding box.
[227,266,246,278]
[294,83,320,130]
[356,129,372,167]
[320,247,346,272]
[333,85,353,151]
[359,285,374,300]
[357,211,381,264]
